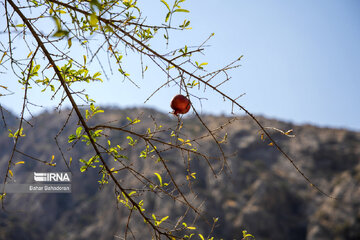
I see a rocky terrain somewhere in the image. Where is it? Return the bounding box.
[0,107,359,240]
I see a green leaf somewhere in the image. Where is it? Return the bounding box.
[27,51,33,59]
[76,127,83,137]
[0,52,7,64]
[174,8,189,13]
[33,64,40,73]
[127,136,137,146]
[160,0,171,11]
[165,12,171,22]
[68,38,72,48]
[154,172,163,186]
[128,191,136,196]
[93,72,101,78]
[85,110,90,120]
[68,134,76,143]
[53,30,69,37]
[0,193,6,200]
[160,216,169,222]
[52,16,61,30]
[242,230,255,239]
[89,13,98,27]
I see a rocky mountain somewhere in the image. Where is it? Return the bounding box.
[0,107,359,240]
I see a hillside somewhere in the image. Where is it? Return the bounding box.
[0,107,359,240]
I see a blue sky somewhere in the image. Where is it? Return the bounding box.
[1,0,360,130]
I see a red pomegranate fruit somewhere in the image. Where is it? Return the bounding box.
[170,94,191,115]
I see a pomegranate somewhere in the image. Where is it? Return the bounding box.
[170,94,191,115]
